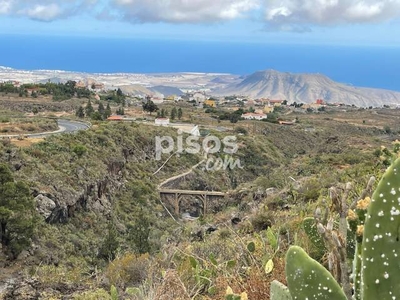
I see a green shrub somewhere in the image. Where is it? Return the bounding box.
[0,164,37,257]
[72,144,87,157]
[73,289,111,300]
[251,211,273,232]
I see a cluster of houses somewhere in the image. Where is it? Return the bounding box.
[146,92,206,105]
[75,80,105,91]
[141,92,334,123]
[3,80,21,87]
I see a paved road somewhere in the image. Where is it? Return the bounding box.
[0,119,90,138]
[57,119,89,134]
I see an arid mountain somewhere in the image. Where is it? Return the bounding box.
[150,85,183,96]
[118,84,155,96]
[214,70,400,107]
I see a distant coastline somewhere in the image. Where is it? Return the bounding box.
[2,66,400,107]
[0,34,399,91]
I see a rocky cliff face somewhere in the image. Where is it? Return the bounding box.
[32,161,125,225]
[215,70,400,107]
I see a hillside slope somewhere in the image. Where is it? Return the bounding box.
[215,70,400,107]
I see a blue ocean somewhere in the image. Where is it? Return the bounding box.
[1,34,399,91]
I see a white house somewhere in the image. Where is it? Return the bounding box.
[241,113,268,120]
[150,96,164,105]
[155,118,170,126]
[192,92,207,103]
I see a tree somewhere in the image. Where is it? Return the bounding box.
[75,106,85,118]
[229,113,240,123]
[98,102,105,116]
[104,103,112,119]
[116,107,125,115]
[85,100,94,117]
[178,107,183,120]
[142,100,158,115]
[91,111,103,121]
[160,108,166,118]
[0,164,36,257]
[170,107,177,120]
[98,223,119,261]
[32,107,39,115]
[127,212,150,254]
[384,125,392,134]
[116,88,126,106]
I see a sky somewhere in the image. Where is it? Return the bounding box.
[1,0,400,46]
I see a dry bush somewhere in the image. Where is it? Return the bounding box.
[30,148,45,158]
[1,138,11,147]
[73,288,111,300]
[250,211,274,232]
[106,253,150,290]
[34,263,89,286]
[154,269,190,300]
[212,258,287,300]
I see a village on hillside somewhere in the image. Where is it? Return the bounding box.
[0,78,381,132]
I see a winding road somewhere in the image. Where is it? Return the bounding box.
[0,119,90,138]
[58,119,90,133]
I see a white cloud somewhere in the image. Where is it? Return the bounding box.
[111,0,260,23]
[0,0,98,21]
[0,1,12,14]
[345,2,384,20]
[264,0,400,30]
[1,0,400,30]
[19,3,62,21]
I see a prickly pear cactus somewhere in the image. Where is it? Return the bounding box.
[285,246,347,300]
[303,217,326,255]
[361,158,400,299]
[270,280,292,300]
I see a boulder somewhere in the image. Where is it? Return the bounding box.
[34,194,56,219]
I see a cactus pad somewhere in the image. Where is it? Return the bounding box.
[361,158,400,299]
[285,246,346,300]
[270,280,292,300]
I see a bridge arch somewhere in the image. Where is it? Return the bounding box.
[159,189,226,217]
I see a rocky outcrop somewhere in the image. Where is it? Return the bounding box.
[1,277,87,300]
[38,176,124,224]
[34,194,56,219]
[31,160,126,224]
[4,279,39,300]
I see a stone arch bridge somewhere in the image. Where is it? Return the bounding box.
[159,188,227,217]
